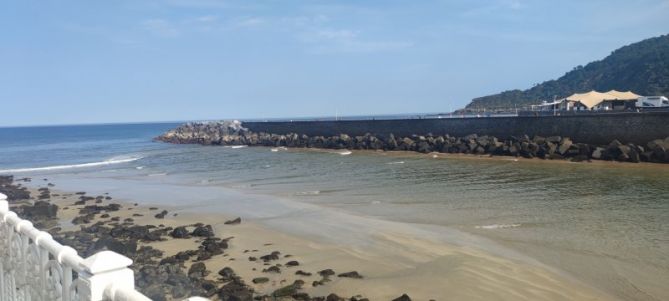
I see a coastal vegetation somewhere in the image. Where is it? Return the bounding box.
[466,34,669,111]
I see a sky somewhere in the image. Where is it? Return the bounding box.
[1,0,668,126]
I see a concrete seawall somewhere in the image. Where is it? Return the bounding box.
[244,112,669,145]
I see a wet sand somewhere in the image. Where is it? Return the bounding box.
[32,183,619,301]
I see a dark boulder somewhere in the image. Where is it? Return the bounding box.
[337,271,363,279]
[392,294,412,301]
[224,217,242,225]
[170,227,190,239]
[192,225,215,237]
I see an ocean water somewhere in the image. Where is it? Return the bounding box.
[1,123,668,300]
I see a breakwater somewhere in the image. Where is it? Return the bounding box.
[156,118,669,163]
[243,112,669,146]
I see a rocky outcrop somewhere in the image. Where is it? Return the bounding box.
[157,121,669,164]
[156,120,250,145]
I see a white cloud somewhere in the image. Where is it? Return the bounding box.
[301,28,413,54]
[280,15,330,27]
[196,15,219,23]
[233,17,265,28]
[142,19,180,37]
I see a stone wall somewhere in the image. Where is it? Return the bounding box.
[244,112,669,145]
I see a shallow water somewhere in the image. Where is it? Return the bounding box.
[1,123,667,300]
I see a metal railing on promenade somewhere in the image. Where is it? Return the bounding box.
[0,192,208,301]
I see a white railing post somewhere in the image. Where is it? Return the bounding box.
[76,250,147,301]
[0,191,209,301]
[0,193,6,301]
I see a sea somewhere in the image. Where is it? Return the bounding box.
[0,122,667,301]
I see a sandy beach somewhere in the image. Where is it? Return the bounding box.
[8,177,620,301]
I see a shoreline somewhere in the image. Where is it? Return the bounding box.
[293,146,669,170]
[4,176,619,301]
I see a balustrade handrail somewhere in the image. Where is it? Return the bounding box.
[0,192,159,301]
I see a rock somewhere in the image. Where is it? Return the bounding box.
[318,269,335,277]
[546,136,561,144]
[188,262,208,279]
[224,217,241,225]
[293,292,312,301]
[591,147,605,159]
[195,280,217,297]
[337,271,363,279]
[260,251,281,262]
[262,265,281,273]
[218,267,237,282]
[272,280,304,297]
[286,260,299,267]
[326,293,344,301]
[392,294,412,301]
[295,270,312,276]
[218,279,253,301]
[169,226,190,238]
[93,237,137,256]
[192,225,215,237]
[72,213,95,225]
[154,210,168,219]
[558,137,573,155]
[252,277,269,284]
[19,201,58,219]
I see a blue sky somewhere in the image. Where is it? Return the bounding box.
[1,0,668,126]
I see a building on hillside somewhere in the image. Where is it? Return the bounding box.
[556,90,640,111]
[594,90,640,110]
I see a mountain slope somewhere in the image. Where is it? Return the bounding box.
[466,34,669,110]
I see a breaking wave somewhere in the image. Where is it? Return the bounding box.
[0,156,142,173]
[475,224,522,229]
[295,190,321,196]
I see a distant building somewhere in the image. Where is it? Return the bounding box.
[636,96,669,108]
[556,90,640,111]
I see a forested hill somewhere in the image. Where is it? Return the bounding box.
[465,34,669,111]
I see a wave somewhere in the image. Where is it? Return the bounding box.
[475,223,521,230]
[295,190,321,196]
[386,161,405,165]
[270,147,288,152]
[225,145,247,149]
[0,156,142,173]
[337,150,352,156]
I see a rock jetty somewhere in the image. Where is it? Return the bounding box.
[156,121,669,164]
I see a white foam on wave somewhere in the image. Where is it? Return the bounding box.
[386,161,405,165]
[226,145,247,149]
[0,156,143,173]
[147,173,167,177]
[271,147,288,152]
[475,224,521,230]
[295,190,321,196]
[337,150,352,156]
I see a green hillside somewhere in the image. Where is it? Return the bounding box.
[466,34,669,111]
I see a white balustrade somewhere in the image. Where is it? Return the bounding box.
[0,192,206,301]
